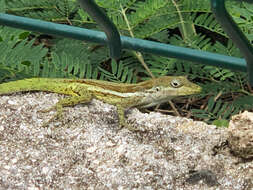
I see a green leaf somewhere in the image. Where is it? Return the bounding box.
[111,59,117,75]
[212,119,229,128]
[212,100,222,115]
[207,97,215,113]
[0,0,6,13]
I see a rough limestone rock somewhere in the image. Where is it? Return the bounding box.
[0,92,252,189]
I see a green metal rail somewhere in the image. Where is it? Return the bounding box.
[0,0,252,83]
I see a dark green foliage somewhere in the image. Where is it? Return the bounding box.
[1,0,253,126]
[99,60,137,83]
[227,0,253,41]
[5,0,79,24]
[0,27,48,80]
[192,97,240,127]
[0,0,5,13]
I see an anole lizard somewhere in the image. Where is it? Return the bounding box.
[0,76,201,127]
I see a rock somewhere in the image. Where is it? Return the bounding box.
[228,111,253,159]
[0,92,252,189]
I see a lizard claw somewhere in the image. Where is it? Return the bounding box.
[39,106,56,113]
[39,103,64,127]
[41,112,63,127]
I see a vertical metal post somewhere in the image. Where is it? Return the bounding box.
[78,0,121,59]
[211,0,253,85]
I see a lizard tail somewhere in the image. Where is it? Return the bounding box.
[0,78,63,95]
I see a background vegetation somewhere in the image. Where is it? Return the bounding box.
[0,0,253,126]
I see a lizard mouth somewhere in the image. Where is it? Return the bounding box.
[176,85,202,96]
[193,85,202,94]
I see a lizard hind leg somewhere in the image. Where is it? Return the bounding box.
[116,105,138,131]
[41,94,92,127]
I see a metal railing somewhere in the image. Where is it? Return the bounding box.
[0,0,252,83]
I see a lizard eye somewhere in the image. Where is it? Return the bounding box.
[170,79,182,88]
[155,87,160,91]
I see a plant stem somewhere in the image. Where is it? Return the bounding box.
[120,4,155,79]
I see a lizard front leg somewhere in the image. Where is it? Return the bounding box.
[116,105,140,131]
[42,94,92,127]
[116,105,126,128]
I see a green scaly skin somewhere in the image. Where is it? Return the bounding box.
[0,76,202,127]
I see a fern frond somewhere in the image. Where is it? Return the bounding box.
[228,2,253,40]
[192,96,240,126]
[6,0,79,24]
[98,60,136,83]
[0,27,48,79]
[0,0,6,13]
[193,13,226,38]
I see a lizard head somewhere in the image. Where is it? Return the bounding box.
[155,76,201,95]
[139,76,202,108]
